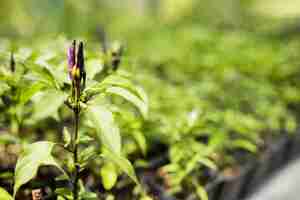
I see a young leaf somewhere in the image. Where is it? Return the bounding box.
[231,139,257,153]
[87,105,121,155]
[78,146,97,167]
[132,131,147,155]
[198,157,217,171]
[103,149,139,185]
[13,141,64,198]
[55,188,72,200]
[0,187,12,200]
[106,86,148,118]
[27,63,59,89]
[100,162,118,190]
[63,127,71,148]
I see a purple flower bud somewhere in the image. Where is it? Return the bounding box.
[68,40,76,78]
[76,42,84,72]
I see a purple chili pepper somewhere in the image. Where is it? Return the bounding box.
[68,40,76,79]
[76,42,84,73]
[77,41,86,89]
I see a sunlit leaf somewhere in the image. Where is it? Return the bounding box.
[106,86,148,118]
[103,149,139,185]
[231,139,257,153]
[100,162,118,190]
[31,90,66,121]
[14,141,64,198]
[87,105,121,155]
[0,187,12,200]
[198,157,217,170]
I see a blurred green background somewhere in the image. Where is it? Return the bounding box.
[2,1,300,199]
[1,0,300,39]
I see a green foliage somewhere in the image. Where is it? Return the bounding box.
[87,105,121,155]
[0,187,12,200]
[0,6,300,198]
[103,149,139,185]
[13,141,64,197]
[0,38,148,199]
[100,162,118,190]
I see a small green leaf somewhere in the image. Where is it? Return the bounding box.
[231,139,257,153]
[106,86,148,118]
[103,149,139,185]
[132,131,147,155]
[100,162,118,190]
[198,157,217,170]
[79,191,98,200]
[55,188,72,200]
[87,105,121,155]
[78,146,97,167]
[63,127,71,148]
[14,141,64,198]
[78,135,93,144]
[0,187,12,200]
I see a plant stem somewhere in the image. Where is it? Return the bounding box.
[72,86,80,200]
[73,110,79,200]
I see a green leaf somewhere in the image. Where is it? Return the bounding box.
[0,187,12,200]
[14,141,64,198]
[101,75,134,90]
[27,63,59,89]
[100,162,118,190]
[87,105,121,155]
[198,157,217,170]
[78,135,93,145]
[55,188,72,200]
[84,82,106,97]
[78,146,97,167]
[79,191,98,200]
[19,82,45,105]
[103,149,139,185]
[231,139,257,153]
[63,127,71,148]
[106,86,148,118]
[102,75,147,101]
[132,131,147,155]
[31,90,66,121]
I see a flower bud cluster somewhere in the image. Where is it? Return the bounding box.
[67,40,86,101]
